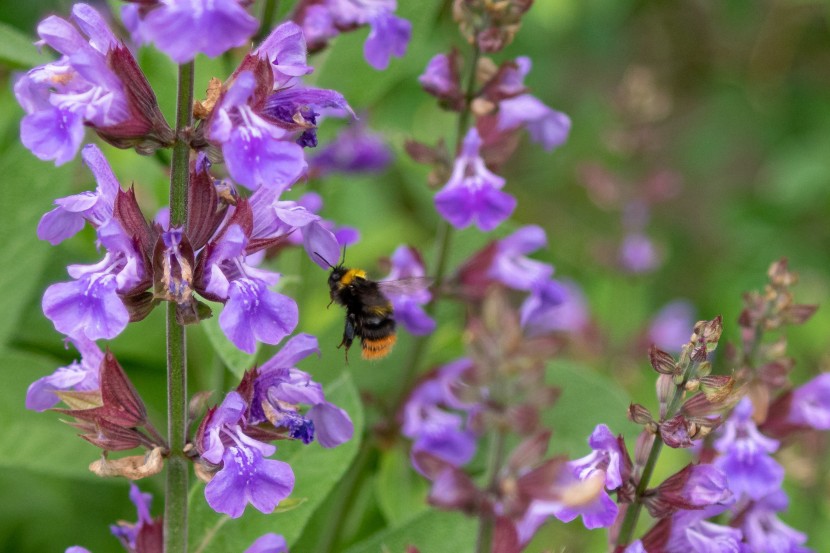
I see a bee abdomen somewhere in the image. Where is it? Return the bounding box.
[361,334,397,360]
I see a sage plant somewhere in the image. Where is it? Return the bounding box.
[15,1,413,551]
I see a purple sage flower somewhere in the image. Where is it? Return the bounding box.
[208,72,307,191]
[488,226,553,291]
[402,358,478,474]
[619,233,660,273]
[740,491,812,553]
[381,246,435,336]
[26,336,102,411]
[648,300,695,353]
[434,128,516,232]
[37,144,119,245]
[786,373,830,430]
[296,0,411,70]
[253,334,354,448]
[521,279,589,336]
[310,120,392,175]
[245,533,289,553]
[110,483,159,551]
[42,218,146,341]
[199,223,299,353]
[516,424,624,539]
[123,0,258,63]
[663,509,748,553]
[15,5,127,164]
[200,392,295,518]
[714,397,784,501]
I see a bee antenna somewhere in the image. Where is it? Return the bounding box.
[340,244,347,265]
[314,251,336,269]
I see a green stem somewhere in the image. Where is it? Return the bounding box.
[475,429,508,553]
[615,358,698,547]
[255,0,280,44]
[393,40,481,406]
[164,61,194,553]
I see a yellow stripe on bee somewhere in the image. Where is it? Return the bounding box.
[340,268,367,286]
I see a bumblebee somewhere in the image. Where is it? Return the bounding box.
[326,265,397,361]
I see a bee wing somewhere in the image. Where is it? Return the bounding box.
[377,277,434,297]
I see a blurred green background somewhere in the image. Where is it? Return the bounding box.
[1,0,829,551]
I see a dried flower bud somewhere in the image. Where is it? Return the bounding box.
[784,304,818,325]
[656,373,673,419]
[685,379,700,393]
[452,0,534,53]
[700,375,735,403]
[649,346,677,375]
[628,403,654,426]
[659,414,693,448]
[767,258,796,287]
[89,446,165,480]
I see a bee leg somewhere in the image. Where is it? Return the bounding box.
[337,314,356,364]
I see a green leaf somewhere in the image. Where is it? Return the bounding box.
[199,305,258,377]
[374,443,429,526]
[188,373,364,552]
[343,509,477,553]
[0,22,47,68]
[0,347,105,479]
[0,144,74,348]
[543,360,639,455]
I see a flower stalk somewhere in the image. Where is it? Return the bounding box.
[164,60,194,553]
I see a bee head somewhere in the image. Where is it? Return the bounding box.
[328,265,348,290]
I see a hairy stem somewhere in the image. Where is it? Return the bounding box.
[476,428,507,553]
[164,60,194,553]
[394,40,481,406]
[615,357,698,547]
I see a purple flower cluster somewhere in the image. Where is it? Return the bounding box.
[402,358,478,473]
[293,0,412,70]
[420,54,570,234]
[123,0,258,63]
[197,334,353,517]
[15,4,172,165]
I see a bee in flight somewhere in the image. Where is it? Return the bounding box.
[317,251,429,362]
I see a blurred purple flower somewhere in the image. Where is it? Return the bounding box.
[110,483,158,551]
[517,424,624,538]
[648,300,695,353]
[37,144,120,245]
[419,53,457,99]
[123,0,258,63]
[787,373,830,430]
[402,358,478,474]
[310,121,392,175]
[714,397,784,501]
[253,334,354,448]
[497,94,571,151]
[618,232,660,273]
[488,226,553,291]
[381,246,435,336]
[15,5,127,164]
[435,128,515,232]
[521,279,589,335]
[26,336,102,411]
[491,57,571,151]
[664,509,748,553]
[740,491,812,553]
[296,0,411,70]
[245,533,288,553]
[650,464,733,516]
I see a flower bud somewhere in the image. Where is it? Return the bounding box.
[649,345,677,375]
[628,403,654,426]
